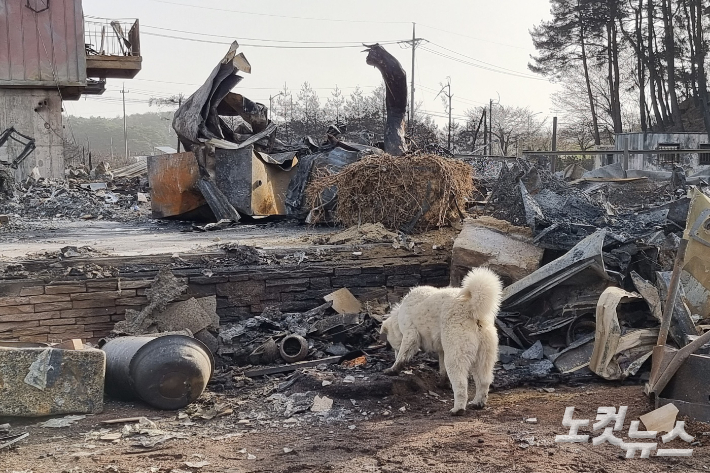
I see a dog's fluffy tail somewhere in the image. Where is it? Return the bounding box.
[458,267,503,323]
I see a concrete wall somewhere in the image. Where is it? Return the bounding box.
[0,261,450,344]
[609,132,710,173]
[0,88,65,180]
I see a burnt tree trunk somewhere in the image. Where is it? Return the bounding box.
[365,44,408,156]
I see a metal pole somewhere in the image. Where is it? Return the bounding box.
[658,239,689,347]
[177,96,182,153]
[623,137,629,171]
[447,83,452,150]
[489,99,493,155]
[410,22,416,132]
[551,116,558,173]
[483,109,487,154]
[121,82,129,159]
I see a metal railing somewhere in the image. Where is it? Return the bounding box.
[85,19,140,57]
[522,148,709,173]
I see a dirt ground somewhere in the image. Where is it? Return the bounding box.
[0,220,459,261]
[2,364,709,473]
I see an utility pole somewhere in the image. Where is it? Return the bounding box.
[489,99,493,156]
[120,82,129,159]
[399,23,427,134]
[483,109,487,155]
[269,92,284,122]
[551,116,558,172]
[436,78,453,150]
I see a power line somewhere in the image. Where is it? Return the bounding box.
[417,23,529,51]
[427,42,544,79]
[421,46,547,81]
[142,25,402,45]
[142,31,401,48]
[148,0,411,24]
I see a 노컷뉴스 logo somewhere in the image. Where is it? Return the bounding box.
[555,406,694,458]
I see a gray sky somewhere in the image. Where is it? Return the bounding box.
[73,0,557,128]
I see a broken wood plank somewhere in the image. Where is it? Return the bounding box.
[244,356,341,377]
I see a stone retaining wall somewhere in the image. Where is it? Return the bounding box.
[0,261,450,343]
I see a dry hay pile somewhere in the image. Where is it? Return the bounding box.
[307,154,474,233]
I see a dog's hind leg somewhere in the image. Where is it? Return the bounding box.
[437,351,450,388]
[445,353,471,415]
[384,330,419,375]
[469,331,498,409]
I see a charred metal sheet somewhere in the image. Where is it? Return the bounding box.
[194,144,241,221]
[147,152,206,219]
[681,189,710,322]
[214,145,296,216]
[364,44,407,156]
[656,271,697,347]
[657,353,710,422]
[207,122,277,151]
[196,179,241,222]
[501,229,608,309]
[630,271,663,323]
[549,334,595,374]
[172,41,252,151]
[589,287,643,380]
[519,179,545,229]
[525,315,576,336]
[217,93,268,133]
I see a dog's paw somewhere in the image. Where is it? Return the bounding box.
[450,407,466,416]
[469,401,486,410]
[383,368,399,376]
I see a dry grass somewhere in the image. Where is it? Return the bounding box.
[306,154,474,233]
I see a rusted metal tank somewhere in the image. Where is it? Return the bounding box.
[102,335,214,410]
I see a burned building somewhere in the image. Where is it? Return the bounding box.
[0,0,141,180]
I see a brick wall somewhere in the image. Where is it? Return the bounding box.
[0,260,449,343]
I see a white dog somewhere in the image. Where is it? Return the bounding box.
[381,267,502,415]
[380,286,439,357]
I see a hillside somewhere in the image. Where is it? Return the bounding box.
[65,112,179,164]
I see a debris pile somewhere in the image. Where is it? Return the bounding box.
[469,165,710,392]
[485,160,694,249]
[0,172,151,222]
[306,154,473,233]
[112,269,220,351]
[218,299,380,370]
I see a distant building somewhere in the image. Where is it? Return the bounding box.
[0,0,142,179]
[609,132,710,173]
[154,146,177,155]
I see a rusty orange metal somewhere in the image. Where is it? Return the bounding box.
[147,152,206,218]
